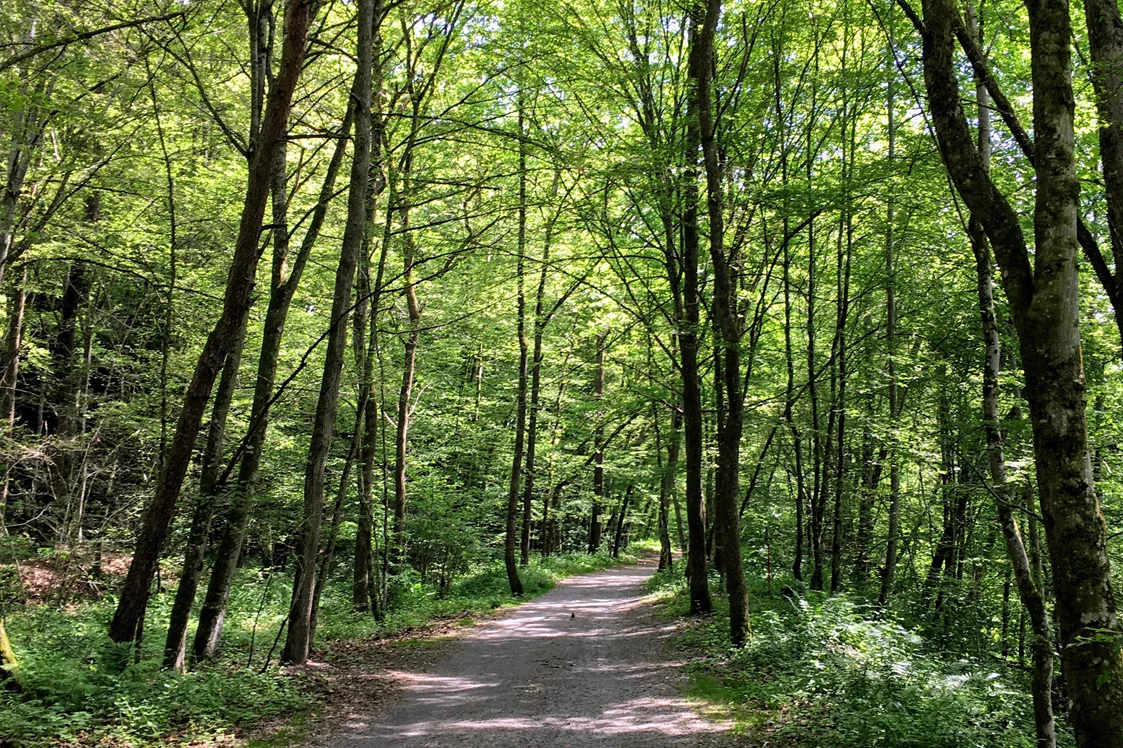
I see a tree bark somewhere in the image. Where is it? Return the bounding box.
[281,0,372,664]
[919,0,1123,742]
[108,0,316,645]
[612,485,632,559]
[680,1,712,617]
[878,38,900,606]
[588,332,606,555]
[1084,0,1123,356]
[656,405,680,571]
[505,108,528,593]
[970,186,1057,748]
[391,201,421,580]
[192,95,357,662]
[0,264,24,534]
[164,312,248,670]
[692,0,747,644]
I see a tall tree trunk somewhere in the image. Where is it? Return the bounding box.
[108,0,317,645]
[878,39,900,606]
[783,231,806,582]
[776,53,805,584]
[588,332,606,554]
[920,0,1123,742]
[352,210,383,615]
[830,111,854,595]
[391,205,421,580]
[681,0,712,616]
[966,10,1054,742]
[1084,0,1123,355]
[505,105,528,594]
[162,326,246,670]
[0,264,25,534]
[969,156,1057,748]
[192,94,358,662]
[281,0,372,664]
[693,0,747,644]
[352,1,387,616]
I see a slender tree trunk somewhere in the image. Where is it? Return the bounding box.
[1084,0,1123,355]
[108,0,317,645]
[655,404,679,571]
[783,235,806,582]
[612,485,632,559]
[354,8,387,617]
[830,119,854,594]
[281,0,372,664]
[966,12,1054,742]
[309,431,360,646]
[854,401,884,579]
[970,175,1057,748]
[162,326,246,670]
[391,208,421,579]
[352,231,380,615]
[193,101,356,660]
[681,3,712,616]
[693,0,747,643]
[878,40,900,606]
[505,106,528,593]
[588,332,606,555]
[920,0,1123,741]
[0,264,26,535]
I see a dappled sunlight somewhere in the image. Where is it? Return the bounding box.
[330,561,729,746]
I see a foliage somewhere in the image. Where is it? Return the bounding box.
[0,552,630,746]
[649,570,1069,748]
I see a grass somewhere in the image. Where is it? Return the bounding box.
[0,549,635,747]
[646,568,1072,748]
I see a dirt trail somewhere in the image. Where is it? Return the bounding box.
[316,558,731,747]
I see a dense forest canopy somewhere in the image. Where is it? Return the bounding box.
[0,0,1122,744]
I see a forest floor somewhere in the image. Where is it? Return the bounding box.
[292,557,733,748]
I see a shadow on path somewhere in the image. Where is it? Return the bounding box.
[319,559,730,747]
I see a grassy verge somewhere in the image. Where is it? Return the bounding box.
[646,568,1071,748]
[0,550,635,747]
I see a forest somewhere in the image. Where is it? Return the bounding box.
[0,0,1122,744]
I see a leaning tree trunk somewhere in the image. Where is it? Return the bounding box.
[163,324,246,670]
[108,0,317,645]
[919,0,1123,742]
[192,100,356,660]
[281,0,372,664]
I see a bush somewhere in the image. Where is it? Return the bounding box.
[649,570,1067,748]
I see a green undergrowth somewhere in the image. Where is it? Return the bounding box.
[0,550,632,747]
[647,569,1073,748]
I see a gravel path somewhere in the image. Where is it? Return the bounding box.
[320,558,731,747]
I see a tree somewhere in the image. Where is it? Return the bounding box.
[915,0,1123,742]
[281,0,374,666]
[108,0,319,646]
